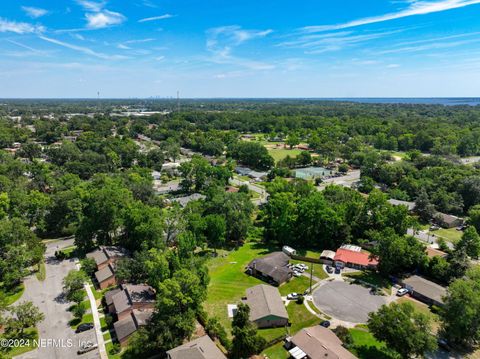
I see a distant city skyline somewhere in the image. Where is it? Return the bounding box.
[1,0,480,98]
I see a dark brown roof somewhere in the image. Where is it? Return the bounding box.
[112,284,155,314]
[291,326,357,359]
[87,249,108,266]
[104,288,122,306]
[86,246,128,266]
[113,309,153,342]
[247,252,292,284]
[245,284,288,322]
[95,264,115,283]
[166,335,226,359]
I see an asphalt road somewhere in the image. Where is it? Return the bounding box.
[312,281,387,323]
[15,239,100,359]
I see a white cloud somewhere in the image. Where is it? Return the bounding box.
[279,30,400,54]
[138,14,174,23]
[205,26,274,71]
[22,6,48,18]
[0,18,44,34]
[207,25,273,49]
[387,64,401,68]
[124,38,155,44]
[76,0,105,12]
[86,10,126,29]
[39,35,128,60]
[301,0,480,33]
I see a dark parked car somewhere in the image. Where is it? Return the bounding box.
[437,338,452,352]
[75,323,94,334]
[334,267,341,274]
[326,266,333,274]
[320,320,331,328]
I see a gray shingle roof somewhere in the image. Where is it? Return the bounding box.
[403,275,447,304]
[167,335,226,359]
[112,284,156,314]
[247,252,292,284]
[95,264,115,283]
[104,288,122,306]
[291,326,358,359]
[245,284,288,322]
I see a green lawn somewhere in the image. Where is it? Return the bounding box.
[260,301,321,356]
[69,312,94,329]
[278,276,311,296]
[349,327,398,359]
[204,242,273,333]
[0,283,25,306]
[0,328,38,358]
[267,148,302,163]
[262,341,289,359]
[106,342,124,359]
[432,228,463,244]
[343,271,392,294]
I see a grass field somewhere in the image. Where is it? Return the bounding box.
[432,228,463,244]
[0,282,25,306]
[267,148,302,163]
[349,327,398,359]
[278,276,311,296]
[204,242,272,333]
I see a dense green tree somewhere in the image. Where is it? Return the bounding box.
[368,302,437,358]
[230,303,266,359]
[204,214,226,254]
[456,226,480,259]
[441,267,480,347]
[228,141,274,170]
[8,301,45,335]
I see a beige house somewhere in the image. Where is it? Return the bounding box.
[245,284,289,328]
[167,335,226,359]
[287,326,358,359]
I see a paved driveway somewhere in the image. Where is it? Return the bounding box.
[15,239,100,359]
[312,281,387,323]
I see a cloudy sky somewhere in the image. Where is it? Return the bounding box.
[1,0,480,98]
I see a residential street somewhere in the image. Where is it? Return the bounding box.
[15,239,100,359]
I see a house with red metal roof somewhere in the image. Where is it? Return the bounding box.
[334,245,378,270]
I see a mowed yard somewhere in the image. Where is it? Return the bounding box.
[204,242,271,333]
[205,242,321,337]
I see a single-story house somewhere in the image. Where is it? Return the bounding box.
[388,199,416,212]
[166,335,226,359]
[334,245,378,270]
[114,309,153,347]
[286,326,358,359]
[244,284,289,329]
[435,213,464,229]
[87,246,128,270]
[110,284,156,321]
[401,275,447,307]
[426,247,448,259]
[170,193,206,207]
[95,264,116,290]
[246,252,293,285]
[320,250,336,265]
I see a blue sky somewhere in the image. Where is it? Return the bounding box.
[1,0,480,98]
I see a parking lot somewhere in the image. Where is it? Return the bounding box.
[312,280,387,323]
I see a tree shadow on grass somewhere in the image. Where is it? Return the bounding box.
[354,345,399,359]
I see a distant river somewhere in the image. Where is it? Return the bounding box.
[321,98,480,106]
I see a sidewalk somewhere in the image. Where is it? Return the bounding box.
[85,283,108,359]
